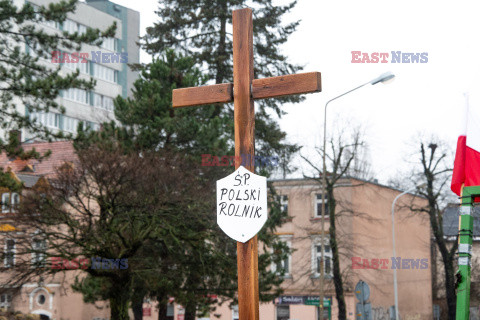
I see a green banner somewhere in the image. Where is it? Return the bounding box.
[304,297,330,307]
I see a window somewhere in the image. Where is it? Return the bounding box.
[37,293,46,305]
[63,19,87,35]
[0,294,12,309]
[232,305,239,320]
[85,122,100,131]
[280,195,288,213]
[11,193,19,212]
[276,305,289,320]
[93,64,116,83]
[312,238,333,277]
[30,112,62,129]
[93,93,114,111]
[63,88,89,104]
[32,238,47,267]
[63,116,80,133]
[30,113,86,134]
[1,193,19,213]
[272,237,291,276]
[315,193,329,217]
[5,239,15,268]
[63,53,89,74]
[78,24,87,35]
[166,304,174,320]
[101,37,116,51]
[1,193,10,213]
[63,19,76,33]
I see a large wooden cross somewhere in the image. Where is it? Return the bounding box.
[172,8,321,320]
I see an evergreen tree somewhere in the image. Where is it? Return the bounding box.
[114,49,230,155]
[113,51,290,319]
[142,0,301,167]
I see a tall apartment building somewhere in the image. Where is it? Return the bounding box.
[11,0,140,141]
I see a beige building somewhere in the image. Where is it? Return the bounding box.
[0,142,433,319]
[208,178,432,320]
[0,141,111,320]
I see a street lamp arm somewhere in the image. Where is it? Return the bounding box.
[391,185,424,213]
[324,81,371,111]
[391,188,416,213]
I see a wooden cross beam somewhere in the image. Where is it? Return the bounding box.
[172,8,321,320]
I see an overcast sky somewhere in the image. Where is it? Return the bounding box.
[110,0,479,184]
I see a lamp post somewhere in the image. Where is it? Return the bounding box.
[318,72,395,319]
[390,183,425,320]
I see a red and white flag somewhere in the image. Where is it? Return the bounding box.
[451,93,480,196]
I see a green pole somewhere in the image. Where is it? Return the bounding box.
[456,186,479,320]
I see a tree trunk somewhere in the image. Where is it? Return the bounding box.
[110,276,132,320]
[437,237,456,320]
[428,195,456,320]
[158,302,168,320]
[110,294,130,320]
[132,289,145,320]
[184,301,196,320]
[328,188,347,320]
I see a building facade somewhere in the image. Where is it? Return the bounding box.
[206,178,432,320]
[6,0,139,141]
[0,141,112,319]
[0,140,434,320]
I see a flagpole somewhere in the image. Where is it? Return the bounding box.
[456,186,478,320]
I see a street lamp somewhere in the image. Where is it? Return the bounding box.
[390,183,425,320]
[318,71,395,318]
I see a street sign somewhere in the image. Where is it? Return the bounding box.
[304,296,331,307]
[216,166,268,242]
[355,280,370,302]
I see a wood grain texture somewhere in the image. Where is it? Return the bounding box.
[252,72,322,99]
[233,8,260,320]
[172,83,233,108]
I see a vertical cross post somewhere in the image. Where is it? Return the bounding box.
[172,7,321,319]
[233,9,259,320]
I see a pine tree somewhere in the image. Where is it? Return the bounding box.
[142,0,301,170]
[113,50,290,319]
[114,49,231,155]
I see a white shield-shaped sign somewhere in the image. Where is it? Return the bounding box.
[216,166,268,243]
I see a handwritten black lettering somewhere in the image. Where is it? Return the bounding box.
[219,202,227,215]
[220,188,228,201]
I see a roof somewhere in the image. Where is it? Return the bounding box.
[0,141,76,177]
[443,205,480,237]
[15,174,41,188]
[270,176,426,198]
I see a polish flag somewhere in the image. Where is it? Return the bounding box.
[451,93,480,196]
